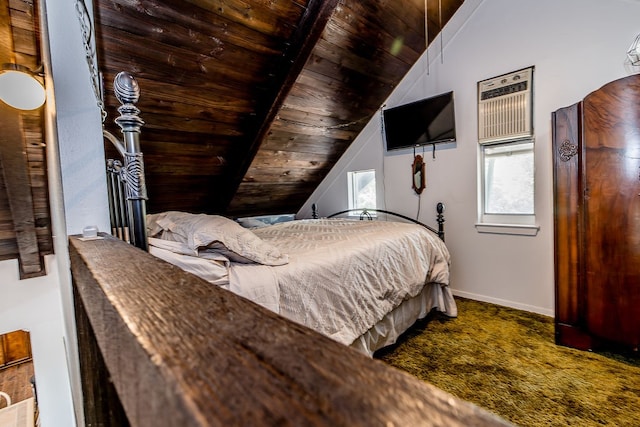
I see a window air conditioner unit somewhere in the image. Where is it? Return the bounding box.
[478,67,533,144]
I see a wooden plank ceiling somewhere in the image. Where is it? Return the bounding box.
[0,0,51,278]
[96,0,464,217]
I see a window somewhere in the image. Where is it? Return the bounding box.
[347,169,376,213]
[477,140,538,235]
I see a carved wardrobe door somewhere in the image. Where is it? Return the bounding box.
[553,74,640,351]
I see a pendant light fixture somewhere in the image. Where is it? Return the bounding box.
[0,64,46,110]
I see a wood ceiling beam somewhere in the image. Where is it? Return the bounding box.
[0,0,13,62]
[220,0,341,213]
[0,0,45,278]
[0,106,45,278]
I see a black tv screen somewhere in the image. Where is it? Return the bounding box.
[383,91,456,151]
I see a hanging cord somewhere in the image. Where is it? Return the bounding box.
[380,104,388,211]
[424,0,429,75]
[439,0,443,64]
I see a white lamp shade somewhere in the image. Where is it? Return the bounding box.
[0,69,46,110]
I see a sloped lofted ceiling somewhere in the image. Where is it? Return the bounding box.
[96,0,464,217]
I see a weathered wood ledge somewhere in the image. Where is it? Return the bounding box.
[69,234,510,426]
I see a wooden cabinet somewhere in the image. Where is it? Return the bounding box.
[0,330,32,368]
[552,74,640,352]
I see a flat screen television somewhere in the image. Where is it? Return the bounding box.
[383,91,456,151]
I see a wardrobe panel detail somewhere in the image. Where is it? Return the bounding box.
[553,74,640,352]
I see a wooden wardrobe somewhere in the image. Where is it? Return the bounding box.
[552,74,640,352]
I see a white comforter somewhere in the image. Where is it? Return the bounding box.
[149,218,453,346]
[251,219,451,344]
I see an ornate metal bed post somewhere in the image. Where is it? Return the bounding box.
[436,202,445,242]
[113,72,148,251]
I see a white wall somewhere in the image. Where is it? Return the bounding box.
[41,0,111,424]
[301,0,640,316]
[0,1,113,426]
[0,257,74,427]
[44,0,110,237]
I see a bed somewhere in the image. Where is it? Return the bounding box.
[145,210,456,355]
[104,71,457,356]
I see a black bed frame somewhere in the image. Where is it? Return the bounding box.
[104,73,446,250]
[104,72,148,250]
[321,205,445,241]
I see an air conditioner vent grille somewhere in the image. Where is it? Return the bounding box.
[478,67,533,144]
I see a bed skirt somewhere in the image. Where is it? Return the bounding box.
[351,282,457,356]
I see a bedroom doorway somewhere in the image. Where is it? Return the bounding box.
[0,330,38,424]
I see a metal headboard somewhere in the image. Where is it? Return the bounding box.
[319,203,446,242]
[104,72,148,251]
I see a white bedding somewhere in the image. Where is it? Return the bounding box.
[251,219,453,344]
[148,215,456,352]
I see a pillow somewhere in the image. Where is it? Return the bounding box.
[146,213,166,237]
[146,211,288,266]
[148,237,230,286]
[236,217,270,229]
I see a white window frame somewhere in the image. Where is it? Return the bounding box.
[347,169,376,216]
[476,139,539,236]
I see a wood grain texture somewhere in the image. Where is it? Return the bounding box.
[70,234,510,427]
[223,0,342,214]
[73,280,130,427]
[95,0,464,217]
[0,0,51,275]
[228,0,452,216]
[0,360,34,409]
[551,103,587,348]
[553,74,640,352]
[0,330,32,368]
[582,75,640,349]
[0,103,44,277]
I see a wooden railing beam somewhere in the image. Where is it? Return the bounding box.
[69,234,510,427]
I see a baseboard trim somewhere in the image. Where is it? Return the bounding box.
[452,290,554,318]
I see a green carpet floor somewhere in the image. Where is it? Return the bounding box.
[376,297,640,427]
